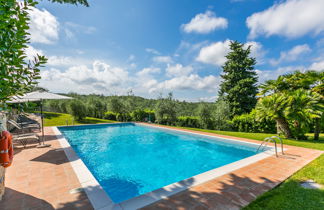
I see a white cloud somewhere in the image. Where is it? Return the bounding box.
[153,56,173,63]
[256,65,306,83]
[270,44,311,65]
[142,79,158,89]
[145,48,160,55]
[136,67,161,77]
[46,56,93,67]
[24,45,44,60]
[244,41,265,61]
[246,0,324,39]
[63,22,96,39]
[166,64,193,77]
[196,40,231,66]
[148,74,220,93]
[28,7,59,44]
[309,61,324,71]
[197,40,265,66]
[40,61,129,94]
[182,11,228,34]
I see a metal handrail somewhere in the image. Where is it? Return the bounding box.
[271,136,284,155]
[257,137,278,157]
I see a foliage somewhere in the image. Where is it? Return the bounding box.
[257,71,324,139]
[155,93,177,125]
[0,0,47,107]
[116,113,132,122]
[48,0,89,6]
[219,41,258,117]
[198,103,214,129]
[213,99,232,130]
[132,109,155,122]
[68,100,87,120]
[107,97,125,114]
[232,109,276,133]
[104,111,117,121]
[176,116,200,128]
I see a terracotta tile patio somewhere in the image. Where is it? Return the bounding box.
[0,125,323,210]
[0,127,93,210]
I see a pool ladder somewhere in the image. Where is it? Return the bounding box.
[257,136,284,157]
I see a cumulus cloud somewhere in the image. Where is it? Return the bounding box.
[182,11,228,34]
[270,44,311,65]
[153,56,173,63]
[196,40,231,66]
[148,74,220,93]
[246,0,324,39]
[244,41,265,61]
[196,40,265,66]
[309,61,324,71]
[256,65,306,83]
[24,45,44,60]
[136,67,161,77]
[40,61,129,94]
[28,7,59,44]
[166,64,193,77]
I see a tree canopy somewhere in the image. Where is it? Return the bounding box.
[219,41,258,117]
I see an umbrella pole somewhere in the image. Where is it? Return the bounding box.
[37,99,51,148]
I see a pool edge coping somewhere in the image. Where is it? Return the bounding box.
[52,123,277,210]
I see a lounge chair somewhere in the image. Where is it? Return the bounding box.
[8,120,40,148]
[8,119,40,133]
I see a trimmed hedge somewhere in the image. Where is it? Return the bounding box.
[176,116,200,128]
[231,110,276,133]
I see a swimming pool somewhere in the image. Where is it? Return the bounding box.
[58,123,268,205]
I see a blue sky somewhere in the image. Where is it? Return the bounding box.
[27,0,324,101]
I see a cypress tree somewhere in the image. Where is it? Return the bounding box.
[219,41,258,117]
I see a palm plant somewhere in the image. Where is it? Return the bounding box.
[255,93,293,138]
[286,89,323,139]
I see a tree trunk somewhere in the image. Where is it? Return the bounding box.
[276,117,293,138]
[314,117,321,141]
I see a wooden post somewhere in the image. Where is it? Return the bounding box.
[0,112,7,200]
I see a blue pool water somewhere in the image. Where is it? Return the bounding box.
[59,123,259,203]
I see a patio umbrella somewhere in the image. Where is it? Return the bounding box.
[11,91,73,148]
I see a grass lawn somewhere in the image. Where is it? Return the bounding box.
[173,126,324,209]
[244,154,324,210]
[174,126,324,151]
[42,111,117,126]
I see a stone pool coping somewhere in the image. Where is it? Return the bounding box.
[53,122,280,210]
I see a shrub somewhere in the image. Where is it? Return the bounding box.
[132,109,155,122]
[155,93,177,125]
[231,109,276,133]
[213,99,232,131]
[198,103,214,129]
[176,116,200,128]
[68,100,87,120]
[116,113,132,122]
[104,111,117,120]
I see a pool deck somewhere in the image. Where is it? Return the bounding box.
[1,125,323,210]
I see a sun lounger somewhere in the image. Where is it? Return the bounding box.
[8,120,40,148]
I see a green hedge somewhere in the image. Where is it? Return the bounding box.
[104,111,117,120]
[231,110,276,133]
[176,116,200,128]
